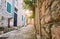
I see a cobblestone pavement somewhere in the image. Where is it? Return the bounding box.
[0,25,36,39]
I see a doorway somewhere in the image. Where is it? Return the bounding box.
[14,13,17,26]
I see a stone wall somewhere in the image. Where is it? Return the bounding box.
[36,0,60,39]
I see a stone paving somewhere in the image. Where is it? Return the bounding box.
[0,25,36,39]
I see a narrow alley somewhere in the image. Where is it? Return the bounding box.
[0,25,36,39]
[0,0,60,39]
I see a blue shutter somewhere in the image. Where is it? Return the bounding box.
[22,15,23,21]
[7,2,11,13]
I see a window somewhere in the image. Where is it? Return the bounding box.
[22,15,24,21]
[15,7,18,12]
[7,2,11,13]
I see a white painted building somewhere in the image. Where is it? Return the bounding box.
[0,0,15,28]
[15,0,26,27]
[6,0,26,27]
[0,0,26,28]
[6,0,15,27]
[0,0,13,28]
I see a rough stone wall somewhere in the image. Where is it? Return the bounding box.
[37,0,60,39]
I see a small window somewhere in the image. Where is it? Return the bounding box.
[22,15,24,21]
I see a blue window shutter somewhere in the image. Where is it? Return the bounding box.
[7,2,11,13]
[22,15,23,21]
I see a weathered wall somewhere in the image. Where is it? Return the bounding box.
[36,0,60,39]
[17,0,26,27]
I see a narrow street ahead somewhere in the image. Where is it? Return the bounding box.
[0,25,36,39]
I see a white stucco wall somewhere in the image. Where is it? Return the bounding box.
[6,0,12,4]
[17,0,25,26]
[0,0,8,27]
[0,0,14,27]
[6,0,15,26]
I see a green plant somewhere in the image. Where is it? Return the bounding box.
[23,0,35,18]
[29,12,35,19]
[23,0,35,10]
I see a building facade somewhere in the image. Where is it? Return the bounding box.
[0,0,15,28]
[15,0,26,27]
[0,0,13,28]
[0,0,26,28]
[6,0,26,27]
[6,0,15,27]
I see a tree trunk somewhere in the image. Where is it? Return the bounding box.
[33,7,37,39]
